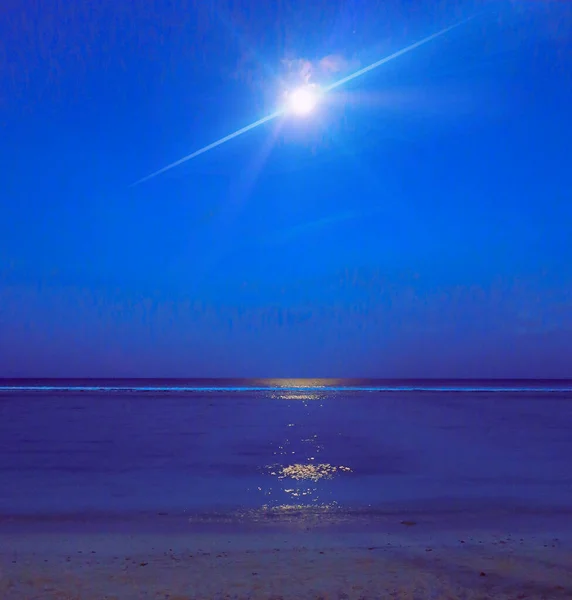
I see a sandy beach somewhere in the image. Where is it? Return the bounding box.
[2,508,571,599]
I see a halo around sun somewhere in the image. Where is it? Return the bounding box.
[287,85,319,116]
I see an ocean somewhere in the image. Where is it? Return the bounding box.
[1,379,572,519]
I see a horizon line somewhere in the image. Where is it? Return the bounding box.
[1,378,571,394]
[1,377,571,382]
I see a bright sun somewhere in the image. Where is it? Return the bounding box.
[287,85,319,116]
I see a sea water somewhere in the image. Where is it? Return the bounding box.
[1,379,571,517]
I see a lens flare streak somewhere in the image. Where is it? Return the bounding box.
[131,110,282,186]
[325,17,474,92]
[132,17,474,186]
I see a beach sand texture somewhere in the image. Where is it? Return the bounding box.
[1,523,571,599]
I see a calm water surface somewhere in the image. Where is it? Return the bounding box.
[1,381,571,516]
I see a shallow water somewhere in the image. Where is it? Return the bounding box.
[1,381,571,516]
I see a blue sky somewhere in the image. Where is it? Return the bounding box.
[1,0,571,377]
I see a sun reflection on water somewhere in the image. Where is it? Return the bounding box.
[257,393,353,511]
[278,463,352,481]
[269,390,328,402]
[254,379,346,393]
[264,461,352,506]
[245,384,355,518]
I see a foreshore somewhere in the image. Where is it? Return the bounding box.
[1,506,571,599]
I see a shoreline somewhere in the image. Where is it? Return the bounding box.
[2,497,572,530]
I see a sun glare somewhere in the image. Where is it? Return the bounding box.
[133,18,473,184]
[287,86,319,116]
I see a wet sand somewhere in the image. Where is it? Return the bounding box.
[2,509,571,599]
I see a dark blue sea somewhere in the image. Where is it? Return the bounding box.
[1,379,571,519]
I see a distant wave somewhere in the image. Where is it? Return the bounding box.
[1,384,572,393]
